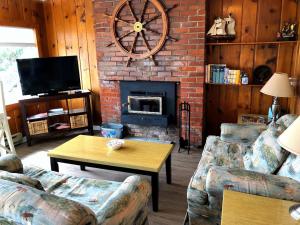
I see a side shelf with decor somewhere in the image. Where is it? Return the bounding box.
[204,0,300,138]
[19,91,93,146]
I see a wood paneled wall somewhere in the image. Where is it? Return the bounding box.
[0,0,48,56]
[1,0,100,135]
[290,2,300,115]
[43,0,100,123]
[0,0,48,134]
[207,0,299,80]
[205,0,300,136]
[292,48,300,114]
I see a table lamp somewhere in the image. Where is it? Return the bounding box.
[260,73,294,125]
[277,116,300,220]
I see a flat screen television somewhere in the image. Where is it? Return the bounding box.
[17,56,81,95]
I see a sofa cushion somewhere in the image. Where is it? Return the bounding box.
[274,114,298,131]
[0,171,44,191]
[0,154,23,173]
[24,167,151,225]
[243,127,289,174]
[24,167,72,192]
[277,154,300,182]
[24,167,121,215]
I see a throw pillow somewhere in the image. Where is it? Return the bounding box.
[243,127,289,174]
[277,154,300,182]
[274,114,298,131]
[0,170,44,191]
[0,154,23,173]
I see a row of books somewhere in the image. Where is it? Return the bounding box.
[205,64,241,85]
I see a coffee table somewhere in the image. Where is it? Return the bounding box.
[48,135,174,212]
[222,190,299,225]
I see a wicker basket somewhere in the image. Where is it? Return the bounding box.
[70,114,88,129]
[28,120,48,135]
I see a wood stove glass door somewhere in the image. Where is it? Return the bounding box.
[128,96,163,115]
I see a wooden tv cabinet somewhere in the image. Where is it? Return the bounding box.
[19,90,93,146]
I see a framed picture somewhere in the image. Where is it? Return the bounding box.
[238,114,268,125]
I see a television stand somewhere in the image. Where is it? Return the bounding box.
[38,92,65,97]
[19,90,93,146]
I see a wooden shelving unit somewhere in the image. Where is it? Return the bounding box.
[204,0,300,138]
[206,41,298,46]
[205,83,264,87]
[19,91,94,146]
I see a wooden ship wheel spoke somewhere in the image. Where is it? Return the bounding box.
[126,0,138,22]
[139,0,148,22]
[142,4,177,26]
[114,17,134,26]
[106,30,135,47]
[106,0,177,67]
[126,32,140,66]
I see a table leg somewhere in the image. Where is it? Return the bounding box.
[26,138,32,147]
[50,158,59,172]
[151,173,159,212]
[166,154,172,184]
[80,165,86,171]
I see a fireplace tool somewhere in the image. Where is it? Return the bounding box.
[178,102,191,154]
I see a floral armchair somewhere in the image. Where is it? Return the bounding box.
[186,114,300,225]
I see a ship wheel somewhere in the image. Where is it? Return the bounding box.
[105,0,177,67]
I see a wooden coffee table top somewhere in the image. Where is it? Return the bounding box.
[222,190,299,225]
[48,135,174,172]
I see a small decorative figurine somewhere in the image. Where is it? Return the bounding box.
[224,14,236,35]
[277,22,297,41]
[207,17,227,36]
[207,14,236,41]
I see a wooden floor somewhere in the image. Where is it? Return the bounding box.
[16,136,202,225]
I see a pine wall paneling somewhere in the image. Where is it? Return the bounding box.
[1,0,101,135]
[289,2,300,115]
[43,0,101,123]
[0,0,48,134]
[205,0,300,137]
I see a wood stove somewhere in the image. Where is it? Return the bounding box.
[120,81,177,127]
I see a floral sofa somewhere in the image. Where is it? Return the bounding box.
[186,114,300,225]
[0,154,151,225]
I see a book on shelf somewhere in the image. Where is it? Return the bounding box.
[205,64,226,84]
[206,64,241,85]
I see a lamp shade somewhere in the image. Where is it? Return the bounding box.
[278,116,300,155]
[260,72,294,97]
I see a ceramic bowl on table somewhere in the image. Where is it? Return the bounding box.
[106,139,125,150]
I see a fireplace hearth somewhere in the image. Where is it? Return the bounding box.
[120,81,177,127]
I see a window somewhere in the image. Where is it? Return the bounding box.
[0,26,39,105]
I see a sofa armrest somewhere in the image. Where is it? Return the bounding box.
[0,154,23,173]
[97,175,151,225]
[188,136,250,200]
[0,179,97,225]
[206,166,300,202]
[220,123,267,145]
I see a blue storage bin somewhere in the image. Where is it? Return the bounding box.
[100,123,124,138]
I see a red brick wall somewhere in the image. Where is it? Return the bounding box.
[94,0,206,144]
